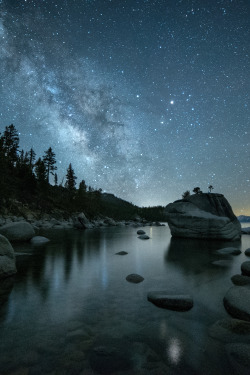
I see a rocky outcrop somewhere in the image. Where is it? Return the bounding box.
[165,193,241,241]
[0,221,35,242]
[0,235,17,279]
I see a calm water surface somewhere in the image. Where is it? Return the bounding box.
[0,224,250,374]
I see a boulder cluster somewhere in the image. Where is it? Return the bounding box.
[0,213,164,282]
[224,253,250,322]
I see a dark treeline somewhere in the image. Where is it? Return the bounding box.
[0,124,166,221]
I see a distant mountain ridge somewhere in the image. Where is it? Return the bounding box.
[238,215,250,223]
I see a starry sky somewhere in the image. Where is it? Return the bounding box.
[0,0,249,214]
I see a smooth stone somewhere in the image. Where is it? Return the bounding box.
[0,235,16,279]
[115,251,128,255]
[147,291,193,311]
[216,247,241,255]
[0,221,35,242]
[245,248,250,256]
[138,234,150,240]
[241,261,250,276]
[30,236,50,245]
[226,343,250,375]
[223,286,250,321]
[126,274,144,283]
[137,229,145,235]
[231,274,250,286]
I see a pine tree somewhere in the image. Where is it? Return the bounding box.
[43,147,57,183]
[2,124,19,165]
[65,163,77,192]
[35,158,47,184]
[28,148,36,169]
[54,172,58,186]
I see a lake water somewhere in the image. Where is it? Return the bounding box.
[0,224,250,374]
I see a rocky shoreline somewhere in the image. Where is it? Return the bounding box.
[0,212,165,231]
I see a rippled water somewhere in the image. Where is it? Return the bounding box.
[0,224,250,374]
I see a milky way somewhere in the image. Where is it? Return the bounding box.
[0,0,249,213]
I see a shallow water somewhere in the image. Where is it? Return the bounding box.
[0,225,250,374]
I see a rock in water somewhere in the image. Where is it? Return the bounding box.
[0,221,35,242]
[231,274,250,286]
[126,274,144,283]
[165,193,241,241]
[0,235,17,279]
[30,236,50,245]
[245,248,250,256]
[241,261,250,276]
[223,286,250,321]
[137,229,145,235]
[115,251,128,255]
[147,291,193,311]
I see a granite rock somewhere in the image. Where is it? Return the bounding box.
[165,193,241,241]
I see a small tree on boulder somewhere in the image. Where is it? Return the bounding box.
[193,187,202,194]
[208,185,214,193]
[182,190,190,199]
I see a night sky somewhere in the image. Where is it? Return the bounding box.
[1,0,249,214]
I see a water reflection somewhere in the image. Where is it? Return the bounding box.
[0,226,248,374]
[167,337,182,365]
[165,237,241,277]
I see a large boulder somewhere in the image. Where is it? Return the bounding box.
[73,212,90,229]
[0,235,17,279]
[165,193,241,240]
[0,221,35,242]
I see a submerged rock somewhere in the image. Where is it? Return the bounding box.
[89,336,133,374]
[165,193,241,241]
[223,286,250,321]
[216,247,241,255]
[30,236,50,245]
[126,274,144,283]
[209,318,250,343]
[0,235,16,279]
[241,261,250,276]
[147,291,193,311]
[0,221,35,242]
[226,343,250,375]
